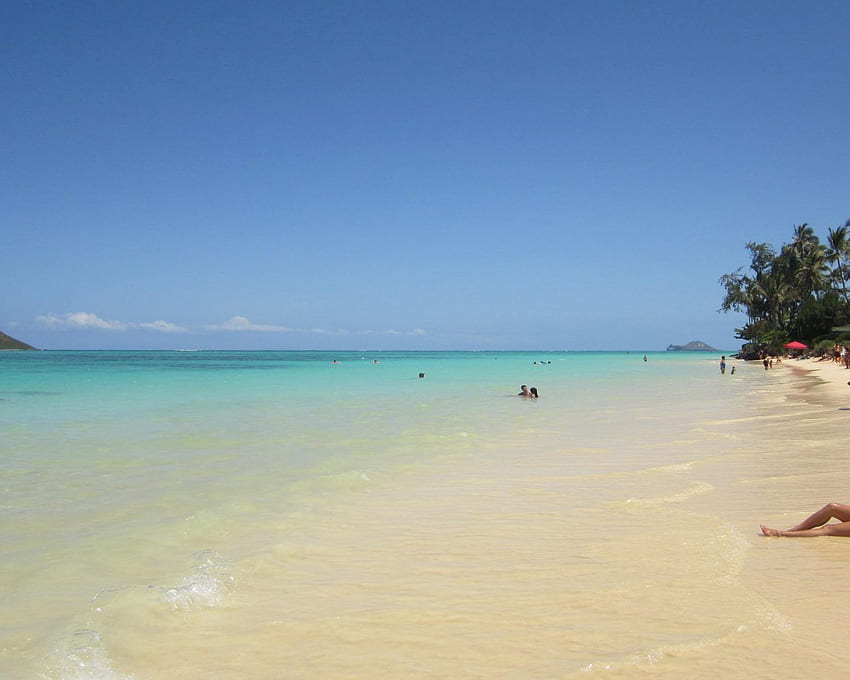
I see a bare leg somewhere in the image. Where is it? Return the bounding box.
[761,522,850,537]
[787,503,850,531]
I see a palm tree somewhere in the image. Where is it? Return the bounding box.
[826,222,850,304]
[795,248,829,300]
[791,223,818,259]
[746,241,775,277]
[720,223,848,355]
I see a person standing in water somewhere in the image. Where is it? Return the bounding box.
[720,356,727,374]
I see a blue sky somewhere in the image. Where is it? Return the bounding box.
[4,1,849,351]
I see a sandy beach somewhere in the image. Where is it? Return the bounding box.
[700,355,850,678]
[786,355,850,397]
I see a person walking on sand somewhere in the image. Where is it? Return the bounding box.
[761,502,850,537]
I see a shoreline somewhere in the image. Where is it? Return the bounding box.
[777,356,850,402]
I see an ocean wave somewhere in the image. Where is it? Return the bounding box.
[625,481,714,506]
[579,624,747,675]
[577,593,790,677]
[158,549,235,611]
[41,550,235,678]
[704,409,818,425]
[41,629,133,680]
[647,461,693,473]
[290,467,374,497]
[89,550,236,613]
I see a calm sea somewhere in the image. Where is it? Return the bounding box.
[3,350,848,679]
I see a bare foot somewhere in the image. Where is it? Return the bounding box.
[760,525,783,537]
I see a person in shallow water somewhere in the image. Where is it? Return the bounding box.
[518,385,531,397]
[529,387,539,398]
[761,503,850,537]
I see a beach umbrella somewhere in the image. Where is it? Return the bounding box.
[784,341,808,349]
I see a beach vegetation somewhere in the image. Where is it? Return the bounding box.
[720,220,850,358]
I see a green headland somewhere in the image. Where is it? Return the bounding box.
[0,331,37,350]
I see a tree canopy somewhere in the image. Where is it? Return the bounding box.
[719,220,850,357]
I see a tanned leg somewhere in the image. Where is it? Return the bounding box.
[761,521,850,537]
[787,503,850,531]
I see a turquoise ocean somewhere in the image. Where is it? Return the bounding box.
[3,350,849,679]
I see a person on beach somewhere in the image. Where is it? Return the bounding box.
[761,503,850,537]
[720,356,726,374]
[518,385,531,397]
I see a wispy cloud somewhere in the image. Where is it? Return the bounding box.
[139,320,190,333]
[204,316,295,332]
[37,312,188,333]
[386,328,426,336]
[37,312,129,330]
[34,313,426,338]
[204,317,358,336]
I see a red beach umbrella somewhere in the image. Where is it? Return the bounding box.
[784,341,808,349]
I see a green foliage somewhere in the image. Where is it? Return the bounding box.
[812,339,838,357]
[719,220,850,355]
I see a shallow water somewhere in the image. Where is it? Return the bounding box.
[2,350,849,678]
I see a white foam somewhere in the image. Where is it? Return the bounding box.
[625,480,714,506]
[650,461,693,473]
[160,549,235,611]
[580,624,747,675]
[42,629,133,680]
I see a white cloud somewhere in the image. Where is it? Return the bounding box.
[37,312,188,333]
[205,316,295,332]
[202,318,426,337]
[139,320,190,333]
[36,312,129,330]
[34,312,427,339]
[386,328,427,336]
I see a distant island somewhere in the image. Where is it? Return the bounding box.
[666,340,718,352]
[0,330,37,350]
